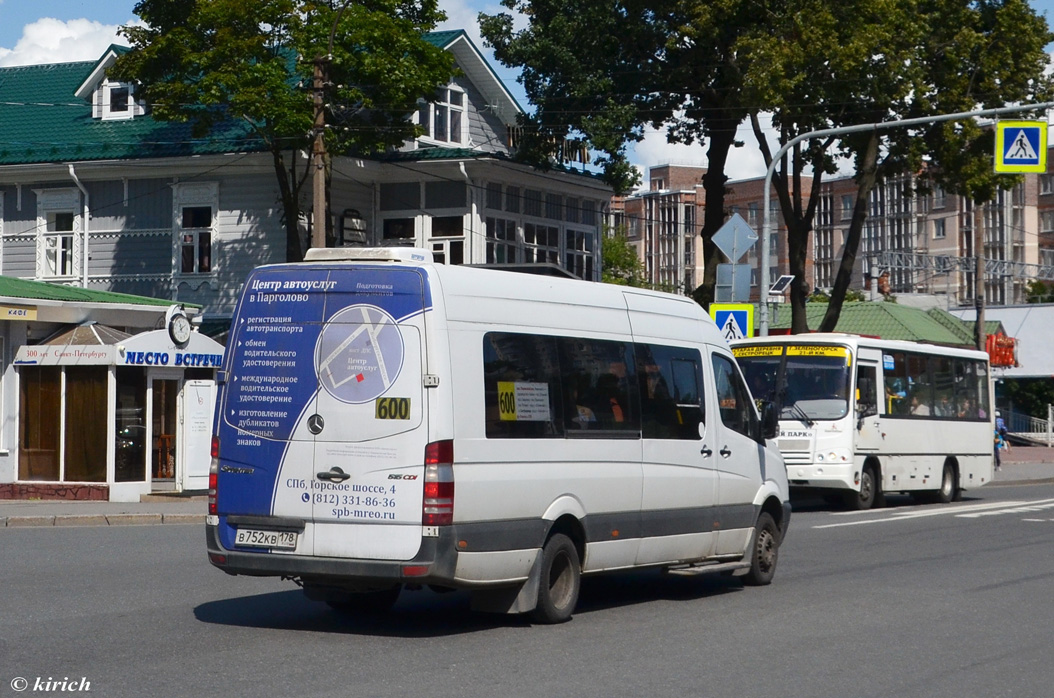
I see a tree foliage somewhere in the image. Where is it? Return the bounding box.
[1025,280,1054,303]
[113,0,454,261]
[741,0,1053,333]
[481,0,759,308]
[481,0,1052,323]
[600,227,646,287]
[1003,378,1054,419]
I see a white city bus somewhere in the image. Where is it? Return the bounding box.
[731,334,994,509]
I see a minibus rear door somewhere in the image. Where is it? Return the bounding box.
[306,266,431,561]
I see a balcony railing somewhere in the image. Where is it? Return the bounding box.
[506,125,590,165]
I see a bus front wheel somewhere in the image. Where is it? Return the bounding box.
[845,463,880,511]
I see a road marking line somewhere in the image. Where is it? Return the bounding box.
[812,500,1051,529]
[956,500,1054,518]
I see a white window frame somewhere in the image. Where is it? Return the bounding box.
[1041,174,1054,195]
[934,218,947,239]
[97,79,139,121]
[523,222,560,265]
[1042,211,1054,233]
[379,214,420,246]
[172,182,218,277]
[34,188,80,281]
[564,227,596,281]
[932,185,946,209]
[417,85,466,145]
[486,216,520,264]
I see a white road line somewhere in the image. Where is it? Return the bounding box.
[956,499,1054,518]
[811,499,1049,529]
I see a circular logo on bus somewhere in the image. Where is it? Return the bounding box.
[314,304,405,404]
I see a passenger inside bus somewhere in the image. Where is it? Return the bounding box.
[909,394,930,416]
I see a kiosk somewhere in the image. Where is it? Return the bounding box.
[10,310,224,502]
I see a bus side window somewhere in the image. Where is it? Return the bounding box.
[856,365,877,418]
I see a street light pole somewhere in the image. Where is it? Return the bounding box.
[759,101,1054,335]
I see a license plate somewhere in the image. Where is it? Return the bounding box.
[234,528,298,550]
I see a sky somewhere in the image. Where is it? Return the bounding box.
[2,0,1054,185]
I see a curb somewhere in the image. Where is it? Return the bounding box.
[1,513,205,528]
[987,477,1054,488]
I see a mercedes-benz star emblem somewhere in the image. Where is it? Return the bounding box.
[307,414,325,434]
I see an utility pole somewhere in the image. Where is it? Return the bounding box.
[311,54,328,251]
[974,202,986,351]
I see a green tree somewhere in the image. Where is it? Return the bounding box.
[739,0,1052,333]
[481,0,1051,324]
[113,0,455,262]
[1003,378,1054,419]
[480,0,758,308]
[600,227,646,287]
[1025,280,1054,303]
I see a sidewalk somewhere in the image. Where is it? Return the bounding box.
[0,492,206,528]
[1,447,1052,527]
[992,444,1054,486]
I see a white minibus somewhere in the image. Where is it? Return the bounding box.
[206,247,790,623]
[731,334,994,510]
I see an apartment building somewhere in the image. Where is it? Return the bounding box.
[620,160,1054,308]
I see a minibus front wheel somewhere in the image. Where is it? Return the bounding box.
[743,512,780,586]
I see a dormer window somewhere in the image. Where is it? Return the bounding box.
[109,85,130,114]
[417,86,466,145]
[97,79,138,121]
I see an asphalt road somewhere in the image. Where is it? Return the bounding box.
[1,483,1053,698]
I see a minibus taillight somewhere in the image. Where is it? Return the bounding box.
[208,436,219,516]
[423,440,454,526]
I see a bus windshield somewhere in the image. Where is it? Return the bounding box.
[736,346,852,421]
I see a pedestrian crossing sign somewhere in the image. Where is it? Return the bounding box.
[995,121,1047,173]
[710,303,754,341]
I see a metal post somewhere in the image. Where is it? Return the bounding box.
[974,204,986,351]
[759,101,1054,335]
[311,56,327,251]
[1048,403,1052,448]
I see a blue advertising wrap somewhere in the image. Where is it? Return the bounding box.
[214,264,431,545]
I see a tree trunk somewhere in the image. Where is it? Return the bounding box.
[820,131,880,332]
[271,148,305,263]
[786,217,812,333]
[691,120,738,309]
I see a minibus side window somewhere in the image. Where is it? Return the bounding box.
[636,344,705,440]
[711,353,756,438]
[556,337,639,434]
[483,333,564,438]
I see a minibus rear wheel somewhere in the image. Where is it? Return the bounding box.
[531,533,581,624]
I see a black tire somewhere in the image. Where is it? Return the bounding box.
[743,512,780,586]
[845,463,879,511]
[936,461,959,504]
[322,585,401,615]
[531,533,581,624]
